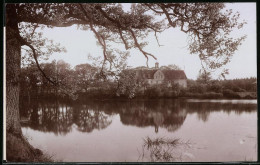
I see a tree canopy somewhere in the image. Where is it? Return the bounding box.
[9,3,246,79]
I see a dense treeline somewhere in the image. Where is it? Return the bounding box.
[183,78,257,99]
[20,60,117,100]
[20,60,257,100]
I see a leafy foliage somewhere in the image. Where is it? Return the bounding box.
[117,70,138,98]
[183,76,256,98]
[196,69,212,84]
[144,3,246,75]
[13,3,246,79]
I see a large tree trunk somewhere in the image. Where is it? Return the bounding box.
[5,4,45,162]
[6,4,22,137]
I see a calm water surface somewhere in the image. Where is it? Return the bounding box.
[20,99,257,162]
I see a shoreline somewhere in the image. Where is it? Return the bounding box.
[21,95,257,103]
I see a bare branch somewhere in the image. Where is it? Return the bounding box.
[118,27,129,50]
[129,29,157,60]
[79,4,109,77]
[154,31,163,47]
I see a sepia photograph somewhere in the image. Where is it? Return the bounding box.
[4,2,257,163]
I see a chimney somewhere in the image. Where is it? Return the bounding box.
[155,62,159,69]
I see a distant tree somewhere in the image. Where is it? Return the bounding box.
[20,60,78,98]
[20,64,41,100]
[197,69,212,84]
[208,80,222,93]
[74,63,98,92]
[55,60,79,98]
[55,60,71,83]
[117,70,138,98]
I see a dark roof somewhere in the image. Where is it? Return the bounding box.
[123,69,187,80]
[136,69,157,79]
[161,70,187,80]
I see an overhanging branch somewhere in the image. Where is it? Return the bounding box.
[17,35,58,86]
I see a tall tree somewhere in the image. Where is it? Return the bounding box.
[197,69,212,84]
[5,3,246,161]
[74,63,98,92]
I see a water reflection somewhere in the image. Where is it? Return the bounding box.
[21,102,74,135]
[20,99,257,135]
[116,101,187,133]
[74,108,112,132]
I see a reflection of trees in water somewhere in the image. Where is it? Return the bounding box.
[99,100,256,133]
[72,104,113,133]
[74,108,112,132]
[20,99,256,135]
[20,100,112,135]
[21,101,74,135]
[138,137,192,162]
[40,103,74,136]
[185,102,257,122]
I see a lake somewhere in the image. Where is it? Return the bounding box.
[20,99,257,162]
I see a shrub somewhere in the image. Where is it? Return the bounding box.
[144,87,160,98]
[203,92,223,99]
[181,92,223,99]
[223,89,241,98]
[164,90,178,98]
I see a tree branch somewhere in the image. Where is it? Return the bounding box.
[129,29,157,61]
[79,4,109,78]
[30,23,39,37]
[143,4,164,14]
[17,35,58,86]
[95,5,157,66]
[118,27,129,50]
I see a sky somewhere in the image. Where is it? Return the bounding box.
[38,3,256,80]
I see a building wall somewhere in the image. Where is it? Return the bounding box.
[146,70,165,85]
[144,70,187,88]
[147,79,163,85]
[147,79,187,88]
[154,70,164,80]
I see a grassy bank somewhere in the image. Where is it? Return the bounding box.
[6,133,54,162]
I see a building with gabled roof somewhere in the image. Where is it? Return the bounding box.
[124,62,188,88]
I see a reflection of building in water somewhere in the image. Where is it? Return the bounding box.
[119,101,188,133]
[151,112,164,133]
[164,108,187,132]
